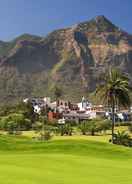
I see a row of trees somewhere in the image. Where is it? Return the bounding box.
[0,112,111,137]
[0,102,38,134]
[78,119,111,136]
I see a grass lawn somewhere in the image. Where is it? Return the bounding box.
[0,135,132,184]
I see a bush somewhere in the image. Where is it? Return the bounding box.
[32,121,42,131]
[115,121,131,127]
[39,131,52,141]
[87,120,101,136]
[57,123,73,136]
[0,113,31,131]
[14,131,22,136]
[128,124,132,133]
[0,102,38,130]
[35,118,53,141]
[112,131,132,147]
[65,124,73,136]
[78,119,111,136]
[78,122,88,135]
[97,120,111,134]
[57,125,65,136]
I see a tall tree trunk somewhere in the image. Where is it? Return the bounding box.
[112,99,115,143]
[91,129,95,136]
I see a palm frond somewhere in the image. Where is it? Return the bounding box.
[95,68,132,108]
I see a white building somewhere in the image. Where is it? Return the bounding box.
[77,97,92,111]
[34,105,41,114]
[43,97,51,105]
[23,98,29,103]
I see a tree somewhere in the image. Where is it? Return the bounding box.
[64,123,73,136]
[95,68,131,143]
[78,121,88,135]
[0,113,22,134]
[98,119,111,134]
[0,113,31,132]
[54,86,63,101]
[57,123,73,136]
[36,116,52,141]
[22,102,38,124]
[86,120,101,136]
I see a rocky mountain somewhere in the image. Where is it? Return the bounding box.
[0,15,132,104]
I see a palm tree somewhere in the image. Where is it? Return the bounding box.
[95,68,131,143]
[78,121,88,135]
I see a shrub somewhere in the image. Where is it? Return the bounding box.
[0,113,31,131]
[65,123,73,136]
[34,117,53,141]
[87,120,100,136]
[57,125,66,136]
[112,131,132,147]
[78,122,88,135]
[116,121,131,127]
[57,123,73,136]
[78,119,111,136]
[97,120,111,134]
[128,124,132,133]
[39,131,52,141]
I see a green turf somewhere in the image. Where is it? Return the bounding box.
[0,135,132,184]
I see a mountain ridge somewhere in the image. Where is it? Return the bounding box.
[0,15,132,104]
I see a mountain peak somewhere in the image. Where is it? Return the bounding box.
[94,15,116,26]
[77,15,119,33]
[94,15,109,21]
[92,15,119,32]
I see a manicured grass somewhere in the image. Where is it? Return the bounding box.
[0,135,132,184]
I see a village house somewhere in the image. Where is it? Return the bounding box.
[23,97,51,114]
[23,97,106,122]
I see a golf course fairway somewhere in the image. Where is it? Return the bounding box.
[0,135,132,184]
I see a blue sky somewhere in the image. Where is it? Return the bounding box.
[0,0,132,41]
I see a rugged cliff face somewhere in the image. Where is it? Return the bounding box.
[0,16,132,104]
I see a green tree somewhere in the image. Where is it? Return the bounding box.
[86,120,101,136]
[78,121,88,135]
[64,123,73,136]
[54,86,63,101]
[98,119,111,134]
[57,123,73,136]
[0,113,31,132]
[57,124,66,136]
[22,102,38,124]
[95,68,131,143]
[36,116,52,141]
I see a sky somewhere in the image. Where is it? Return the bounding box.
[0,0,132,41]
